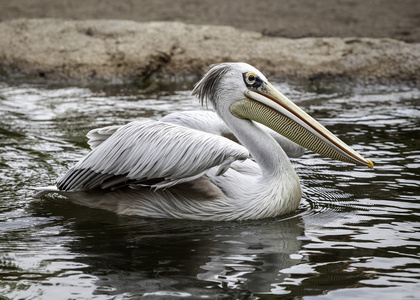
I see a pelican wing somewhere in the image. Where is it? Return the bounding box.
[161,111,232,138]
[87,111,304,158]
[86,125,121,149]
[57,120,249,192]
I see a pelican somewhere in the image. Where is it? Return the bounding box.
[35,62,373,221]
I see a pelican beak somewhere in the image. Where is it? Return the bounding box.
[229,81,373,168]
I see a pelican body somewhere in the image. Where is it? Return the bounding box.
[35,63,373,221]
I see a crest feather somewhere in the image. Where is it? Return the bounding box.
[191,63,232,108]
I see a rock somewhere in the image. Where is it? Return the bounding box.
[0,18,419,84]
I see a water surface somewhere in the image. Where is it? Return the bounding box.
[0,81,419,299]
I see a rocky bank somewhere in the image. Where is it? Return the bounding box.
[1,19,419,84]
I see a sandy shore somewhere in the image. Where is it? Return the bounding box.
[1,0,419,43]
[0,1,419,84]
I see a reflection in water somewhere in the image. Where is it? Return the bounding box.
[28,198,303,297]
[1,82,420,299]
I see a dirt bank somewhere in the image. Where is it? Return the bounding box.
[1,0,419,43]
[0,19,419,84]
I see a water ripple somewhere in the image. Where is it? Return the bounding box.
[1,82,420,299]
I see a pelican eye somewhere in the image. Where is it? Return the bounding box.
[243,72,263,88]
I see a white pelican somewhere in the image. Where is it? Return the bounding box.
[35,62,373,221]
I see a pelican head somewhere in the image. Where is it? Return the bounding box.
[192,62,373,168]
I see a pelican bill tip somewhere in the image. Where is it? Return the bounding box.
[367,159,374,169]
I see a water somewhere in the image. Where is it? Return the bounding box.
[0,80,419,299]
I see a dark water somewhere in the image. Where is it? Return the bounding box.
[0,81,419,299]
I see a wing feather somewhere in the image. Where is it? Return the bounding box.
[86,111,304,158]
[57,120,249,191]
[86,125,121,149]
